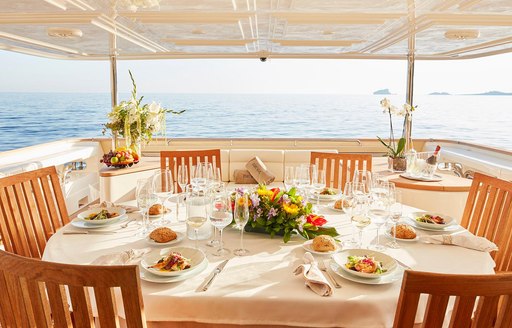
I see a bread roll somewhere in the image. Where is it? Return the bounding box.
[312,235,337,252]
[149,227,178,243]
[334,198,351,209]
[390,224,417,239]
[148,204,168,216]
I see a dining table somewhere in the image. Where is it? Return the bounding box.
[43,197,496,328]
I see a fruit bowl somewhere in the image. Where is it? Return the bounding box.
[101,147,140,168]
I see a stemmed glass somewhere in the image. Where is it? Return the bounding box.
[353,170,373,195]
[176,164,188,222]
[295,164,311,198]
[284,166,295,191]
[151,169,173,225]
[387,190,403,249]
[136,178,158,236]
[234,192,250,256]
[191,163,208,191]
[342,182,358,247]
[206,184,223,248]
[311,168,326,206]
[367,192,390,251]
[209,189,232,257]
[350,196,371,248]
[185,186,209,250]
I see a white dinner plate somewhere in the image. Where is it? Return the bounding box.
[384,229,419,242]
[139,258,208,283]
[145,231,185,246]
[70,215,127,229]
[411,211,456,230]
[141,247,206,277]
[329,260,405,285]
[399,173,443,182]
[332,249,397,279]
[77,207,127,225]
[309,192,341,202]
[302,239,343,255]
[407,220,461,232]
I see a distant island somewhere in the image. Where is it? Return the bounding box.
[373,88,392,95]
[429,92,451,95]
[471,90,512,96]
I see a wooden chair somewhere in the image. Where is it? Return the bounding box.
[310,152,372,190]
[393,270,512,328]
[160,149,222,192]
[0,166,70,259]
[0,249,146,328]
[460,172,512,272]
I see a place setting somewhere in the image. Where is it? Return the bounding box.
[65,207,128,234]
[407,211,461,232]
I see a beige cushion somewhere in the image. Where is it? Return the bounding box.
[229,150,284,182]
[245,157,275,185]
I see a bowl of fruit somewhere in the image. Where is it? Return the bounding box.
[101,147,140,168]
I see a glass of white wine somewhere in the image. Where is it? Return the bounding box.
[351,198,371,248]
[176,164,188,222]
[234,192,250,256]
[185,187,209,250]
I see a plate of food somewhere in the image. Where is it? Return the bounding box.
[302,235,342,255]
[385,224,419,242]
[139,257,208,283]
[141,247,205,277]
[329,259,404,285]
[145,227,184,246]
[332,249,397,279]
[148,204,171,219]
[410,212,456,230]
[330,198,350,212]
[310,188,340,201]
[76,207,126,225]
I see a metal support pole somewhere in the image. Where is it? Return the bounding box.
[404,1,416,152]
[109,24,118,149]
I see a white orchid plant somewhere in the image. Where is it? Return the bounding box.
[377,98,417,158]
[103,70,184,148]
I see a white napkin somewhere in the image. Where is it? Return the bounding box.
[90,201,139,213]
[420,234,498,252]
[294,252,333,297]
[91,248,151,265]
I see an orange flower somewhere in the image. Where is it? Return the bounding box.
[306,214,327,227]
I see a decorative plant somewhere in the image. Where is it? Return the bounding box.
[377,98,417,158]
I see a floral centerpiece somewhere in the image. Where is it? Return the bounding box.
[103,70,184,157]
[377,98,417,171]
[234,185,339,243]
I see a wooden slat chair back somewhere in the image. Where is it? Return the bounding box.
[160,149,221,192]
[310,152,372,190]
[460,172,512,272]
[393,270,512,328]
[0,250,147,328]
[0,166,70,259]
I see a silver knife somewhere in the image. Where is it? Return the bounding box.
[201,259,229,291]
[63,230,117,235]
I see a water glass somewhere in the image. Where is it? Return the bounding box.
[353,170,372,194]
[342,182,358,247]
[387,190,403,249]
[176,164,188,222]
[368,195,389,251]
[136,178,158,236]
[234,192,250,256]
[295,164,311,197]
[151,169,173,225]
[191,163,208,191]
[284,166,295,191]
[311,168,326,205]
[209,189,232,257]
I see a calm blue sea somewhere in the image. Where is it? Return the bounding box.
[0,92,511,152]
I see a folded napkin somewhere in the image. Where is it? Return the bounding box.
[293,252,332,296]
[420,234,498,252]
[90,201,139,213]
[91,248,151,265]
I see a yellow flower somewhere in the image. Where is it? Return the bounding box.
[296,196,303,202]
[257,188,274,197]
[237,197,251,207]
[283,203,299,215]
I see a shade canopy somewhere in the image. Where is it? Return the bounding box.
[1,0,512,60]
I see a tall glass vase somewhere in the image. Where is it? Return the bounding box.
[129,140,142,156]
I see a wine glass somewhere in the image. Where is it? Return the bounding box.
[311,168,326,206]
[367,193,389,251]
[284,166,295,191]
[151,169,173,225]
[350,197,371,248]
[342,182,358,247]
[185,187,209,250]
[387,190,403,249]
[191,163,208,191]
[209,189,232,257]
[295,164,311,198]
[353,170,372,195]
[234,192,250,256]
[136,178,158,236]
[176,164,188,222]
[206,184,223,248]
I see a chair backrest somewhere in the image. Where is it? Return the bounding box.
[460,172,512,272]
[160,149,222,192]
[393,270,512,328]
[310,152,372,189]
[0,250,146,328]
[0,166,70,259]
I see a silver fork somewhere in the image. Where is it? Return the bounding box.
[120,218,135,228]
[318,260,342,288]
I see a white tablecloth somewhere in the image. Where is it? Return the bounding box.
[43,203,495,328]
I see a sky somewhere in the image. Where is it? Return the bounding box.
[1,50,511,95]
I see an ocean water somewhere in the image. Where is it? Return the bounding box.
[0,92,511,152]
